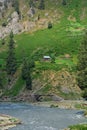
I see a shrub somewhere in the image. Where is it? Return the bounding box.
[48,22,52,29]
[2,22,7,27]
[83,88,87,99]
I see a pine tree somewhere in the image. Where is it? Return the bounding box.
[0,71,3,89]
[6,32,17,79]
[29,0,34,7]
[22,58,32,90]
[1,38,5,45]
[38,0,45,10]
[12,0,20,15]
[26,71,32,90]
[62,0,67,5]
[77,32,87,90]
[22,58,28,80]
[48,22,52,29]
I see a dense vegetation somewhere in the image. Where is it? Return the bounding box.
[77,32,87,89]
[69,124,87,130]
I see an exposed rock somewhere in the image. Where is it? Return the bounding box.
[0,11,22,38]
[52,95,63,101]
[11,11,19,23]
[45,13,49,17]
[0,10,37,38]
[27,7,36,17]
[23,21,36,31]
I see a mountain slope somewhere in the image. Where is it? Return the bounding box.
[0,0,87,101]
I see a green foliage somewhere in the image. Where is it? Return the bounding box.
[2,22,7,27]
[69,124,87,130]
[77,32,87,90]
[6,32,17,77]
[4,1,8,9]
[1,39,5,45]
[29,0,35,7]
[12,0,20,15]
[62,0,67,5]
[48,22,52,29]
[0,71,3,89]
[22,58,34,90]
[26,72,32,90]
[83,88,87,99]
[22,58,29,80]
[4,77,25,96]
[38,0,45,10]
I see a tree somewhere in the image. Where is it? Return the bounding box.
[22,58,34,90]
[1,38,5,45]
[22,58,28,80]
[77,32,87,90]
[62,0,67,5]
[29,0,35,7]
[0,71,3,89]
[4,1,8,9]
[6,31,17,81]
[38,0,45,10]
[12,0,20,15]
[48,22,52,29]
[83,88,87,99]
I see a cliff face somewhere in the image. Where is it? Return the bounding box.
[0,0,62,38]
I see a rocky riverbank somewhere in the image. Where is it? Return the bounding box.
[0,114,21,130]
[33,100,87,110]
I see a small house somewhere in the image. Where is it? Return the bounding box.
[43,56,51,61]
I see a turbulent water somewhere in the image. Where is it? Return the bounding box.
[0,103,87,130]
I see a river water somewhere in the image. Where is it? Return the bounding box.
[0,102,87,130]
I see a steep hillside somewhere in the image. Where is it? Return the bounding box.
[0,0,87,101]
[0,0,87,37]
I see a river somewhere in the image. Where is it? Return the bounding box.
[0,102,87,130]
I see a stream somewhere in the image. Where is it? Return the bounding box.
[0,102,87,130]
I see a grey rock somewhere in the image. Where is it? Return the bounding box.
[27,7,35,17]
[45,13,49,17]
[11,11,19,24]
[52,95,63,101]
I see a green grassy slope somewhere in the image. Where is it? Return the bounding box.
[0,0,87,98]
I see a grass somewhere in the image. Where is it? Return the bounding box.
[0,0,86,70]
[69,124,87,130]
[4,77,25,96]
[75,103,87,110]
[0,22,82,64]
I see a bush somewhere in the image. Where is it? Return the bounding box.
[48,22,52,29]
[62,0,67,5]
[2,22,7,27]
[1,39,5,45]
[83,88,87,99]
